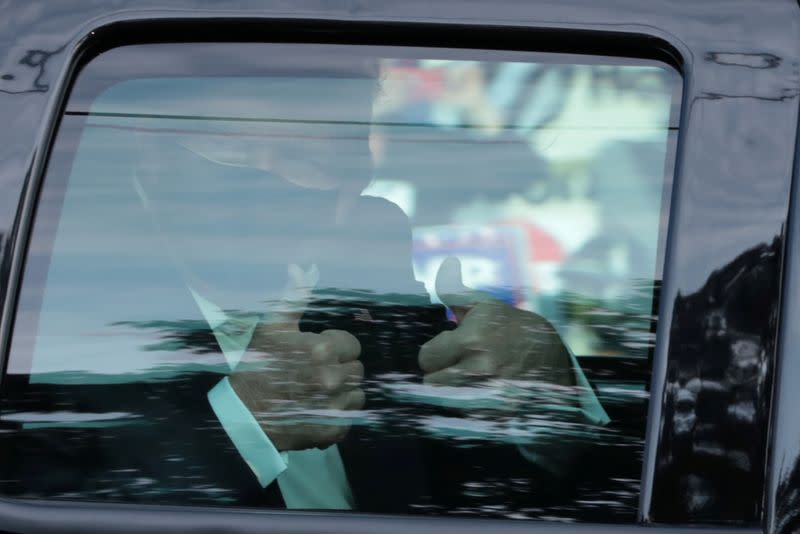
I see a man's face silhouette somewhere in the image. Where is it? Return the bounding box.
[133,68,378,310]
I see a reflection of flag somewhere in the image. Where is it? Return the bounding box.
[498,219,564,295]
[386,66,445,99]
[412,225,528,307]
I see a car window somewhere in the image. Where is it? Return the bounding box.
[1,42,680,522]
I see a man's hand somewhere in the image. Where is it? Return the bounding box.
[229,265,364,452]
[419,257,575,390]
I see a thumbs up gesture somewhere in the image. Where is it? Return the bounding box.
[419,257,575,389]
[229,264,365,452]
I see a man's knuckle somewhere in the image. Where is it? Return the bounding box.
[321,371,341,393]
[306,367,324,389]
[352,361,364,380]
[460,333,483,352]
[353,387,366,404]
[312,341,332,361]
[438,331,455,345]
[418,349,433,372]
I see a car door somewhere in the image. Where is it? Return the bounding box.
[0,1,796,533]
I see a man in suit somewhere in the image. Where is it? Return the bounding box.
[125,54,608,514]
[0,51,607,515]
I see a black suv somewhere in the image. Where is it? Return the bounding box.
[0,1,797,533]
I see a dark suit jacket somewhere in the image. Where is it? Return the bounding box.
[0,153,577,515]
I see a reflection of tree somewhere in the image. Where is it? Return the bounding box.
[557,229,659,358]
[112,302,647,522]
[112,319,219,354]
[653,237,779,522]
[556,279,658,357]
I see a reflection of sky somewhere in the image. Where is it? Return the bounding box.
[15,62,675,382]
[88,77,377,124]
[18,118,404,380]
[16,121,215,379]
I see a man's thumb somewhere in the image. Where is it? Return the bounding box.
[273,263,319,330]
[435,256,480,323]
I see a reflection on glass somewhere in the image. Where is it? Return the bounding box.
[1,44,679,522]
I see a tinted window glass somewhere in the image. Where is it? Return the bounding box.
[2,43,680,522]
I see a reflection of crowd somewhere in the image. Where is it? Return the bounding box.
[371,59,674,357]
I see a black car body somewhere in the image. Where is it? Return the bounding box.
[0,1,798,532]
